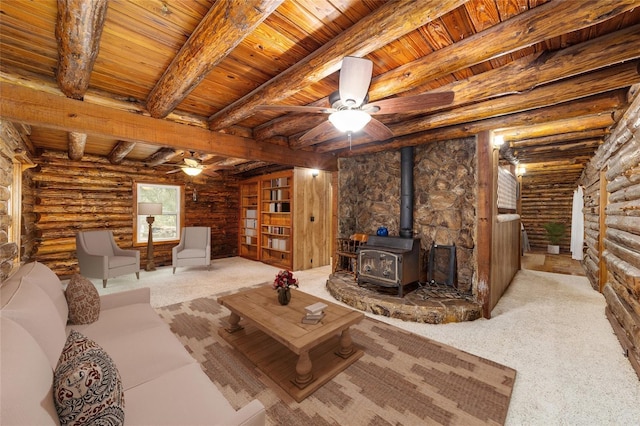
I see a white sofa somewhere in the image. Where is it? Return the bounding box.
[0,261,265,425]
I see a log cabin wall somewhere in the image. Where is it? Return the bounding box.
[337,137,477,294]
[0,121,37,282]
[520,178,574,252]
[579,90,640,379]
[29,150,239,278]
[581,164,603,291]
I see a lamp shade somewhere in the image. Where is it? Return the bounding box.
[138,202,162,216]
[328,109,371,133]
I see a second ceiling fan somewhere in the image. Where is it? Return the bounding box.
[258,56,455,143]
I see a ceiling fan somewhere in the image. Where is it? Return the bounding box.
[257,56,455,143]
[166,152,208,176]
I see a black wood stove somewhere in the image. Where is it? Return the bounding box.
[357,235,420,297]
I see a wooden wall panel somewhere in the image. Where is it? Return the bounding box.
[491,217,520,311]
[292,168,332,271]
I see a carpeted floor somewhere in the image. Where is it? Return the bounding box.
[90,257,640,425]
[156,292,516,426]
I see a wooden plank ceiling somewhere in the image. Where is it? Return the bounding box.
[1,0,639,183]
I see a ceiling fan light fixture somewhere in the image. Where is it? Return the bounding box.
[183,167,203,176]
[328,109,371,133]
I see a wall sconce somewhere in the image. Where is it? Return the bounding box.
[516,165,526,176]
[138,202,162,271]
[311,169,319,178]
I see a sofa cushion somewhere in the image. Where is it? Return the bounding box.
[2,278,67,368]
[54,330,125,426]
[0,317,58,425]
[73,321,197,390]
[69,302,170,343]
[124,363,236,425]
[177,248,207,259]
[65,274,101,325]
[1,261,68,326]
[109,255,138,268]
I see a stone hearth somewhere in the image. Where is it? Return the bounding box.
[327,272,482,324]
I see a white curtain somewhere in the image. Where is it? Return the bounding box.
[571,186,584,260]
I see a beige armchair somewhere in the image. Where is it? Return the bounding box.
[76,230,140,288]
[172,227,211,274]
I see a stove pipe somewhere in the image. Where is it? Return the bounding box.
[400,146,414,238]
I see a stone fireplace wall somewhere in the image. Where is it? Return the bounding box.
[338,138,477,293]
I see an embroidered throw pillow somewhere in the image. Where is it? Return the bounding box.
[53,330,125,426]
[65,274,100,324]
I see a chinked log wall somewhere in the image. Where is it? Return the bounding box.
[30,151,239,278]
[580,89,640,379]
[520,180,573,252]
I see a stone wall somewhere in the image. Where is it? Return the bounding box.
[338,138,477,293]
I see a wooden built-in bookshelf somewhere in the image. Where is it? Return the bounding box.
[239,180,259,260]
[239,168,332,271]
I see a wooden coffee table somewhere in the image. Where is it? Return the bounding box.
[217,285,364,402]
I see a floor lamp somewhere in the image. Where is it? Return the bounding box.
[138,202,162,271]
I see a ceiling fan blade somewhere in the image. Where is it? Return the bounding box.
[184,157,199,167]
[166,169,182,174]
[299,120,339,143]
[255,105,334,114]
[339,56,372,107]
[367,91,455,114]
[362,118,394,141]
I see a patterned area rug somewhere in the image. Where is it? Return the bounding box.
[156,291,516,425]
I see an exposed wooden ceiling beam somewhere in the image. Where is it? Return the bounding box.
[367,0,639,101]
[207,0,466,130]
[146,0,283,119]
[274,23,640,146]
[67,132,86,160]
[508,130,608,147]
[335,97,623,156]
[55,0,108,100]
[0,82,338,171]
[305,63,638,149]
[145,148,179,167]
[496,114,619,141]
[108,141,136,165]
[1,66,210,129]
[392,62,639,138]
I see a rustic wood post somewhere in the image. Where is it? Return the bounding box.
[476,131,494,318]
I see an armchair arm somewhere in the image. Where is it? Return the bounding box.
[77,247,110,280]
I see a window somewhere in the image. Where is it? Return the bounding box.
[497,167,517,211]
[134,182,184,245]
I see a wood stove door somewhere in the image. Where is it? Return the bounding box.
[358,249,399,286]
